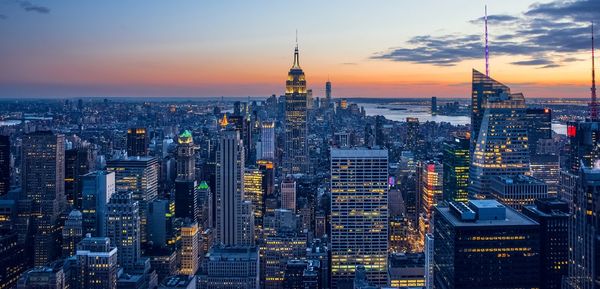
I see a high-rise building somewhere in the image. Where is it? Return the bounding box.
[62,209,83,257]
[567,121,600,173]
[0,232,27,289]
[75,235,118,289]
[330,148,388,288]
[523,198,569,289]
[280,177,296,212]
[526,108,552,155]
[105,191,141,271]
[17,262,66,289]
[431,96,437,115]
[0,135,10,197]
[530,154,560,196]
[176,130,195,181]
[180,222,199,276]
[565,167,600,289]
[388,253,425,288]
[107,156,158,244]
[126,127,148,157]
[215,130,253,246]
[65,147,93,208]
[405,117,419,152]
[204,246,260,289]
[417,160,443,247]
[81,171,115,236]
[325,80,332,108]
[433,200,540,289]
[243,168,264,234]
[442,135,470,202]
[470,69,511,154]
[264,233,307,289]
[22,131,66,266]
[283,44,309,175]
[260,121,275,160]
[469,91,530,197]
[489,175,548,211]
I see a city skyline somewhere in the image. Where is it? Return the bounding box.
[0,0,598,99]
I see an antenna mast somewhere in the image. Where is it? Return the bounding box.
[592,22,598,120]
[485,5,489,77]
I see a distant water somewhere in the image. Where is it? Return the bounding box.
[360,102,567,135]
[0,120,21,126]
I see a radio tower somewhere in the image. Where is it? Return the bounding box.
[485,5,489,77]
[591,22,598,121]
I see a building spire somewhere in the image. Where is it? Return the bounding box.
[485,5,489,77]
[292,30,300,68]
[591,22,598,120]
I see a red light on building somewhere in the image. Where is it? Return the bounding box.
[544,108,550,114]
[568,125,577,137]
[427,164,436,172]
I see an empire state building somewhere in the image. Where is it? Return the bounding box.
[283,45,309,175]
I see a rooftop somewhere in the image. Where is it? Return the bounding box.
[331,147,388,158]
[437,200,538,227]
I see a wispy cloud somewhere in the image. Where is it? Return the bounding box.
[18,1,50,14]
[372,0,598,68]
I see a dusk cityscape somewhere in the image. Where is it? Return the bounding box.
[1,1,600,289]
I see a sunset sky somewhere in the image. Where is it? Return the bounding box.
[0,0,598,99]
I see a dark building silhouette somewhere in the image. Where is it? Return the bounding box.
[0,135,9,197]
[526,108,552,155]
[126,127,148,157]
[523,198,569,289]
[442,135,470,202]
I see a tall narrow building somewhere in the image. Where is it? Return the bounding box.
[215,130,253,246]
[126,127,148,157]
[81,171,115,237]
[283,44,309,175]
[325,80,332,108]
[442,135,470,202]
[0,135,10,197]
[260,121,275,160]
[105,191,141,271]
[469,90,530,197]
[75,235,118,289]
[175,130,198,221]
[330,148,388,288]
[22,131,66,266]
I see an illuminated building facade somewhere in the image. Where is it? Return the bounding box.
[283,45,309,175]
[75,235,118,289]
[389,215,412,253]
[126,127,148,157]
[205,246,260,289]
[433,200,540,289]
[470,69,511,155]
[244,168,264,234]
[442,136,470,202]
[260,121,275,160]
[530,154,560,196]
[22,131,66,267]
[330,148,388,288]
[405,117,419,151]
[180,222,199,275]
[489,175,548,211]
[567,121,600,173]
[176,130,195,181]
[61,209,83,258]
[106,156,158,244]
[388,253,425,288]
[418,160,443,247]
[105,191,140,271]
[264,234,307,289]
[469,91,530,198]
[523,198,569,289]
[526,108,552,155]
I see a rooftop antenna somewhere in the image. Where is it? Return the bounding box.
[293,29,300,68]
[485,5,489,77]
[591,22,598,120]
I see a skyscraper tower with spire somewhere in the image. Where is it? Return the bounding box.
[283,40,309,175]
[590,22,597,121]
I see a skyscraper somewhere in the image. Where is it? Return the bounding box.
[489,175,548,211]
[442,135,470,202]
[260,121,275,160]
[126,127,148,157]
[470,69,511,154]
[433,200,541,289]
[283,44,309,175]
[215,130,253,246]
[65,147,93,208]
[469,91,530,197]
[567,121,600,173]
[0,135,10,197]
[204,246,260,289]
[526,108,552,155]
[280,177,296,212]
[405,117,419,152]
[243,168,264,234]
[417,160,443,248]
[75,235,118,289]
[105,191,141,271]
[175,130,198,221]
[107,156,158,244]
[62,209,83,257]
[325,80,332,108]
[81,171,115,237]
[330,148,388,288]
[180,222,199,276]
[431,96,437,115]
[522,198,569,289]
[22,131,66,266]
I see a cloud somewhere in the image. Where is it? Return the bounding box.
[372,0,596,68]
[19,1,50,14]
